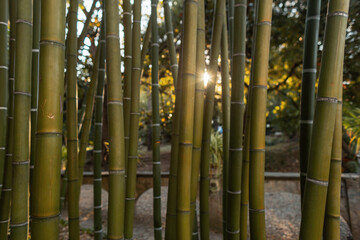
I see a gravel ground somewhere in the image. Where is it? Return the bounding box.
[60,185,352,239]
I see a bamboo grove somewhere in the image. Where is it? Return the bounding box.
[0,0,352,239]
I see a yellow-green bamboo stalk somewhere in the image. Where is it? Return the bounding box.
[221,12,230,240]
[199,0,225,238]
[78,49,100,191]
[150,0,162,239]
[323,64,343,240]
[226,0,246,239]
[165,33,183,240]
[0,1,16,237]
[240,2,257,239]
[248,1,272,239]
[0,0,9,199]
[163,0,178,88]
[124,0,142,237]
[299,1,349,239]
[105,0,126,238]
[190,0,205,237]
[93,14,106,240]
[29,0,41,215]
[10,0,33,238]
[299,0,321,204]
[30,1,66,237]
[176,0,198,238]
[66,0,80,238]
[123,0,132,167]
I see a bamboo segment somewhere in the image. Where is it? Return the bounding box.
[105,0,126,238]
[228,0,234,62]
[141,18,151,71]
[199,0,225,238]
[29,0,41,215]
[323,65,343,240]
[240,2,257,239]
[30,0,66,238]
[150,0,162,239]
[220,12,230,240]
[299,0,321,204]
[0,0,9,199]
[163,0,178,88]
[299,1,349,239]
[78,48,101,191]
[123,0,132,167]
[190,0,205,237]
[66,0,80,238]
[226,0,247,239]
[176,0,198,238]
[10,0,33,238]
[124,0,142,238]
[0,1,16,237]
[165,34,183,240]
[93,12,106,240]
[248,1,272,239]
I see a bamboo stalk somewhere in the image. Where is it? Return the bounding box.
[30,0,66,238]
[29,0,41,215]
[299,0,321,204]
[105,0,126,237]
[141,18,152,71]
[0,0,9,199]
[299,1,349,239]
[228,0,234,61]
[165,32,183,240]
[248,1,272,239]
[10,0,33,238]
[163,0,178,88]
[240,2,257,239]
[66,0,80,238]
[176,0,198,238]
[123,0,132,168]
[93,9,106,240]
[220,11,231,240]
[0,1,16,237]
[190,0,205,237]
[199,0,225,238]
[150,0,162,239]
[323,64,343,240]
[124,0,142,237]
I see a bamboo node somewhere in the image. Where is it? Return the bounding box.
[124,97,131,100]
[6,154,12,157]
[123,12,132,16]
[230,147,243,152]
[130,112,141,116]
[152,123,160,127]
[0,66,8,70]
[299,120,313,124]
[31,108,37,112]
[133,20,141,23]
[128,155,138,159]
[126,197,136,201]
[124,55,132,59]
[302,68,317,73]
[132,67,141,71]
[153,196,161,199]
[94,205,103,209]
[306,177,328,186]
[95,122,103,126]
[306,16,320,21]
[227,190,242,195]
[0,219,9,224]
[93,150,102,153]
[328,11,348,18]
[316,97,337,104]
[106,34,120,39]
[98,68,106,72]
[155,227,162,231]
[300,172,307,177]
[0,21,8,26]
[249,208,265,213]
[14,91,31,97]
[109,169,125,174]
[166,31,174,36]
[0,107,7,110]
[12,161,30,165]
[9,78,14,81]
[96,95,104,99]
[233,52,246,57]
[108,100,123,105]
[231,101,245,105]
[257,21,271,26]
[234,3,247,8]
[252,85,267,89]
[40,40,65,48]
[16,19,32,26]
[151,4,157,7]
[152,162,160,165]
[94,229,103,233]
[226,229,240,234]
[151,83,160,87]
[93,178,102,181]
[10,221,28,228]
[192,232,199,236]
[249,149,265,152]
[0,147,5,150]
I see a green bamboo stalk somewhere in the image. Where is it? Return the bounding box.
[299,0,321,204]
[248,1,272,239]
[29,0,41,215]
[199,0,225,238]
[228,0,234,61]
[165,32,183,240]
[299,1,349,239]
[0,0,9,199]
[78,49,101,191]
[123,0,132,168]
[124,0,142,237]
[220,11,230,240]
[60,169,68,211]
[163,0,178,88]
[10,0,33,238]
[176,0,198,238]
[240,1,257,239]
[150,0,162,239]
[323,64,343,240]
[0,1,16,237]
[66,0,80,238]
[141,18,151,71]
[226,0,246,239]
[30,0,66,237]
[105,0,126,238]
[190,0,205,237]
[93,9,106,240]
